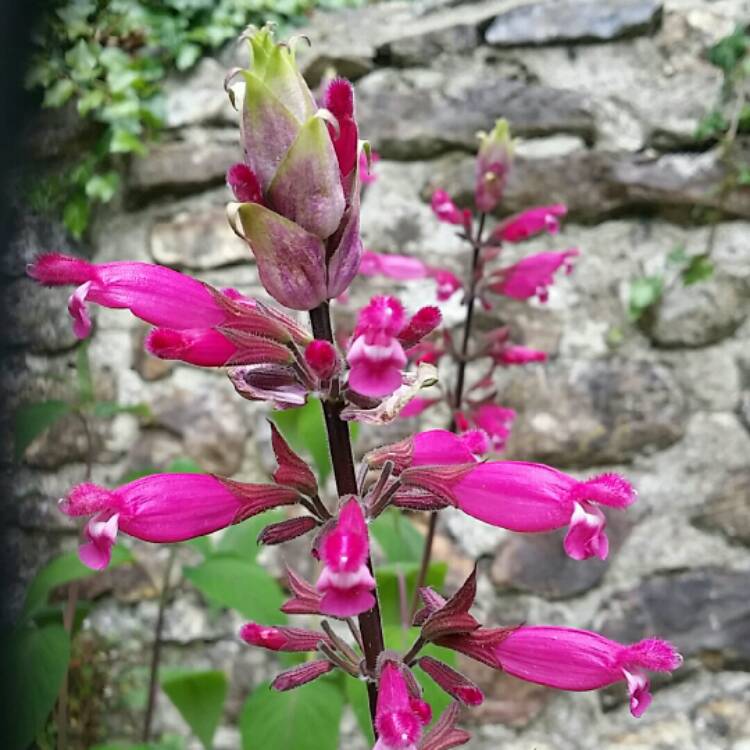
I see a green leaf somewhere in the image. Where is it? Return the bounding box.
[666,245,688,267]
[370,510,424,563]
[344,678,374,745]
[14,400,72,459]
[161,670,227,750]
[65,39,99,82]
[375,561,447,626]
[77,87,105,116]
[22,547,134,621]
[240,679,343,750]
[110,129,147,155]
[682,254,715,285]
[85,171,120,203]
[166,457,204,473]
[628,275,663,321]
[63,193,91,238]
[708,27,749,73]
[176,43,202,70]
[91,401,151,419]
[43,79,75,108]
[0,625,71,750]
[216,510,284,561]
[183,557,286,623]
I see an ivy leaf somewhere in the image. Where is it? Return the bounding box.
[85,171,120,203]
[176,43,202,70]
[161,670,227,750]
[63,193,91,238]
[14,400,72,459]
[77,87,105,115]
[65,39,99,82]
[628,275,663,321]
[22,547,134,621]
[43,78,75,108]
[682,255,715,285]
[0,625,71,750]
[109,129,147,155]
[183,556,286,624]
[240,679,343,750]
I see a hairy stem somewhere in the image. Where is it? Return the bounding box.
[309,302,385,732]
[409,213,487,618]
[142,547,177,743]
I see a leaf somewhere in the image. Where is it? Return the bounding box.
[370,509,425,563]
[240,679,343,750]
[161,670,227,750]
[22,547,134,621]
[0,625,71,750]
[65,39,99,82]
[183,556,286,624]
[628,275,663,321]
[85,171,120,203]
[43,79,75,108]
[110,129,147,155]
[216,510,284,561]
[91,401,151,419]
[166,457,203,473]
[77,88,105,116]
[63,193,91,238]
[345,678,374,745]
[666,245,688,267]
[681,255,715,285]
[375,561,447,626]
[176,43,202,70]
[14,400,72,459]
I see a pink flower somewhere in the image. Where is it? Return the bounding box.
[468,405,516,451]
[495,345,547,366]
[324,77,359,181]
[374,662,431,750]
[401,462,635,561]
[399,397,439,419]
[28,253,233,339]
[347,296,408,398]
[60,475,298,569]
[488,249,579,302]
[431,189,469,226]
[397,306,442,348]
[239,622,329,652]
[226,163,263,204]
[492,627,682,717]
[360,148,380,184]
[316,499,376,617]
[429,268,463,301]
[304,339,340,380]
[492,204,567,243]
[475,119,513,213]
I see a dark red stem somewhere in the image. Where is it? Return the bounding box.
[409,212,487,618]
[309,302,385,732]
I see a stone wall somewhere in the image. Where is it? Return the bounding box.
[4,0,750,748]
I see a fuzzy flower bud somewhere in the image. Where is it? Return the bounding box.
[397,307,442,348]
[475,119,513,213]
[304,339,340,380]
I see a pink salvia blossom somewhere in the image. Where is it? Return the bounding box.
[495,345,547,366]
[347,296,408,398]
[468,405,516,451]
[304,339,340,380]
[492,204,567,243]
[60,475,298,570]
[488,249,579,302]
[430,269,463,301]
[491,626,682,717]
[399,397,439,419]
[316,498,376,617]
[375,662,431,750]
[401,462,635,561]
[431,189,469,226]
[397,307,442,348]
[226,163,263,204]
[239,622,329,652]
[28,253,233,339]
[324,77,359,180]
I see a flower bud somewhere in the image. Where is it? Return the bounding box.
[304,339,340,380]
[475,118,514,213]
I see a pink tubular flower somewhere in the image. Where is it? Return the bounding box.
[492,204,567,243]
[401,462,635,561]
[429,268,463,302]
[28,253,232,339]
[316,499,376,617]
[347,296,408,398]
[398,307,441,348]
[375,662,431,750]
[60,475,298,569]
[475,119,513,213]
[488,249,579,302]
[495,345,547,366]
[399,397,439,419]
[492,626,682,717]
[239,622,328,652]
[431,189,469,226]
[470,405,516,451]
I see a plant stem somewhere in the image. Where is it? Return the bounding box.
[409,212,487,619]
[309,302,386,732]
[142,547,177,743]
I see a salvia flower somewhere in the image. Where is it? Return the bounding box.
[492,204,567,243]
[375,662,432,750]
[230,28,362,310]
[430,189,469,226]
[60,475,298,569]
[491,626,682,717]
[239,622,329,652]
[316,498,376,617]
[494,344,547,366]
[488,249,579,302]
[304,339,340,381]
[401,462,635,561]
[347,296,408,398]
[461,405,516,452]
[475,119,513,213]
